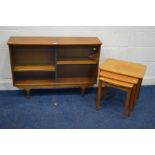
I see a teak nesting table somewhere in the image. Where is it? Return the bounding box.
[96,58,146,117]
[7,37,102,96]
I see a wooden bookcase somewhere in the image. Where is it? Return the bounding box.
[7,37,102,96]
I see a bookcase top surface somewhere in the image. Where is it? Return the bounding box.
[8,37,102,45]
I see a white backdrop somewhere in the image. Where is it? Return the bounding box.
[0,26,155,90]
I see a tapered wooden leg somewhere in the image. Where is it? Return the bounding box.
[133,78,142,109]
[124,88,132,117]
[130,85,136,112]
[25,88,31,97]
[133,84,138,105]
[135,78,142,100]
[96,80,103,110]
[103,85,108,100]
[80,87,86,96]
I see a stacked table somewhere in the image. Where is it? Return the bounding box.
[96,58,146,117]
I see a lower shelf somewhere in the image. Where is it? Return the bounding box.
[56,77,96,85]
[15,79,53,86]
[15,77,96,87]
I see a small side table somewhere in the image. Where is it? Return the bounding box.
[97,58,146,116]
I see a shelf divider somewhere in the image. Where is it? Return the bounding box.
[54,47,58,80]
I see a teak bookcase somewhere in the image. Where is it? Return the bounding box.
[7,37,102,96]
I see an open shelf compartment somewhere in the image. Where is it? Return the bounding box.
[14,71,55,86]
[11,45,56,66]
[57,45,99,65]
[57,64,98,78]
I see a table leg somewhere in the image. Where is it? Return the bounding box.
[80,86,86,96]
[130,85,136,112]
[133,78,142,109]
[103,85,108,100]
[124,88,132,117]
[25,88,31,97]
[96,80,103,110]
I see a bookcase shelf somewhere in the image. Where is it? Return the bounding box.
[57,59,97,65]
[15,79,54,86]
[15,77,96,87]
[14,65,56,72]
[56,77,96,85]
[8,37,102,96]
[14,65,55,72]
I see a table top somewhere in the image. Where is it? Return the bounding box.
[100,58,147,78]
[7,37,102,45]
